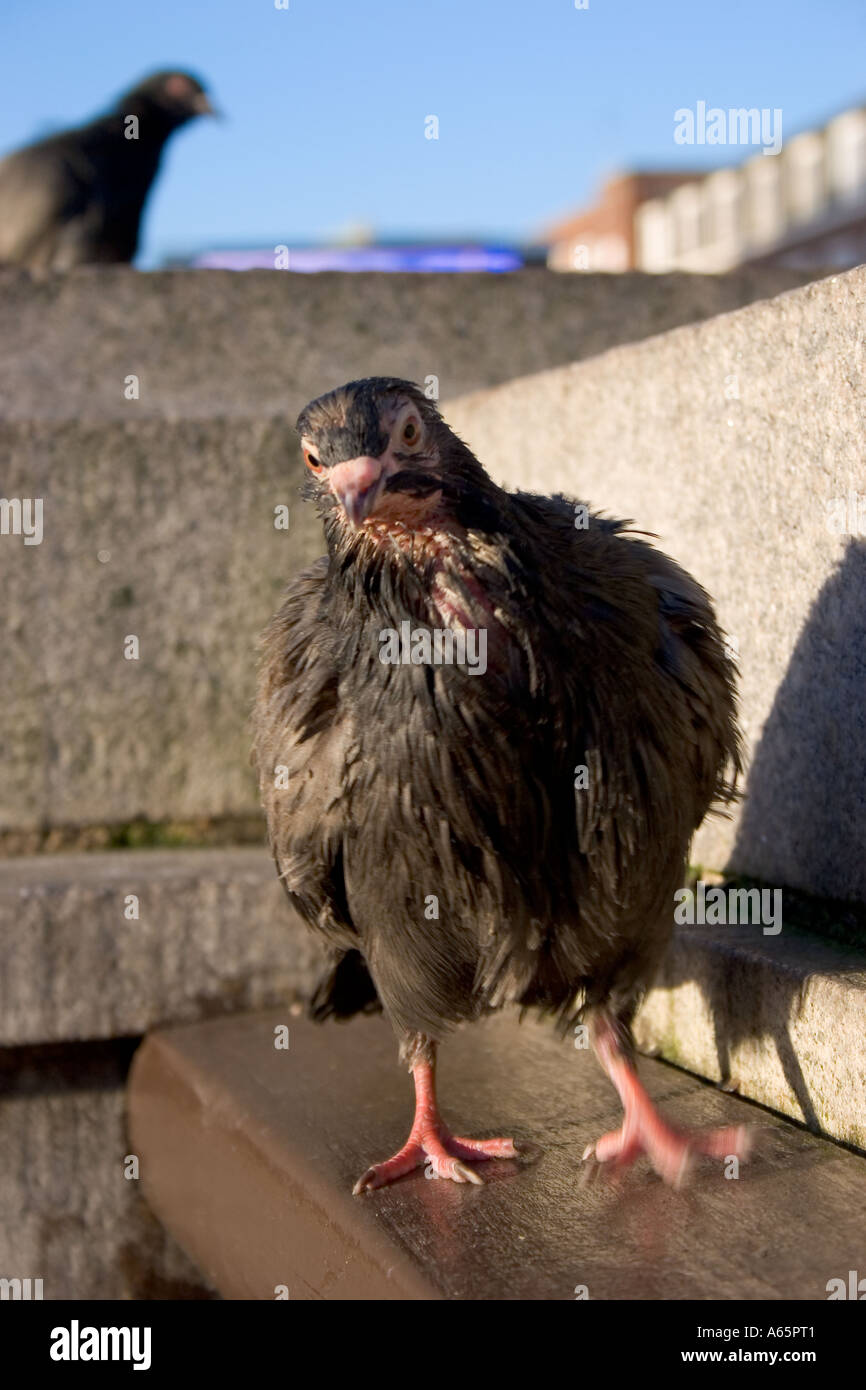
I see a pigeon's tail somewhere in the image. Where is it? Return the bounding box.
[309,949,382,1022]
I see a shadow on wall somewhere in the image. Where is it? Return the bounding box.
[647,929,824,1134]
[730,537,866,906]
[649,540,866,1137]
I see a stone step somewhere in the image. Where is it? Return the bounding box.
[635,917,866,1152]
[1,265,814,422]
[0,1038,213,1301]
[4,847,864,1150]
[128,1008,866,1300]
[0,848,322,1047]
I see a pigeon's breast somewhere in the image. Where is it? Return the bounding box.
[429,562,499,634]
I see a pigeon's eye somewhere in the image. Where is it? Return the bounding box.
[303,447,324,475]
[402,419,421,447]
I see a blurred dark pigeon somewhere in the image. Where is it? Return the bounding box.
[0,70,216,270]
[254,377,750,1194]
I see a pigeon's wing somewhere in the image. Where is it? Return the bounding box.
[643,543,743,814]
[0,117,156,268]
[255,557,379,1018]
[254,556,358,953]
[0,138,86,267]
[521,491,740,847]
[501,489,741,1022]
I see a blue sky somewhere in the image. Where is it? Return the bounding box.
[2,0,865,265]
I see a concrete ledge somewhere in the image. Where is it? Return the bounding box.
[128,1009,866,1300]
[1,415,317,831]
[636,921,866,1151]
[0,1039,214,1300]
[446,266,866,902]
[6,848,864,1155]
[0,848,322,1046]
[1,266,815,422]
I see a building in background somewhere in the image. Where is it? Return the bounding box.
[544,172,700,271]
[547,103,866,274]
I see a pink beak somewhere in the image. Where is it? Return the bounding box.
[328,455,385,528]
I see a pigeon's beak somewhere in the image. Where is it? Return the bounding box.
[328,456,385,529]
[192,92,221,117]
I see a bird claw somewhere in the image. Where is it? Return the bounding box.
[352,1130,519,1194]
[449,1159,485,1186]
[583,1120,751,1187]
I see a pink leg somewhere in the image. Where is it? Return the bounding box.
[584,1015,751,1187]
[353,1049,519,1194]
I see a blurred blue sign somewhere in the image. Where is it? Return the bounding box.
[191,245,523,273]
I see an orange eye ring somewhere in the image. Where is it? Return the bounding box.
[402,418,421,446]
[303,447,324,474]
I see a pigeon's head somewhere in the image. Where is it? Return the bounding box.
[297,377,484,535]
[117,71,218,127]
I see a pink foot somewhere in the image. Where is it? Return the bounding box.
[586,1014,752,1187]
[583,1116,751,1187]
[353,1127,519,1193]
[352,1051,519,1194]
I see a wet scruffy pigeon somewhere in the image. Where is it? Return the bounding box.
[0,71,216,271]
[254,377,749,1193]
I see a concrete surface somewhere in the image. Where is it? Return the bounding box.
[0,265,814,421]
[0,1039,214,1300]
[1,415,315,833]
[0,266,818,835]
[446,265,866,902]
[5,847,863,1153]
[128,1008,866,1300]
[0,848,322,1046]
[634,921,866,1152]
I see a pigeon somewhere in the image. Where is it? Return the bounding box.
[254,377,748,1192]
[0,70,216,271]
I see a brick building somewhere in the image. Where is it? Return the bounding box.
[546,104,866,274]
[544,172,702,271]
